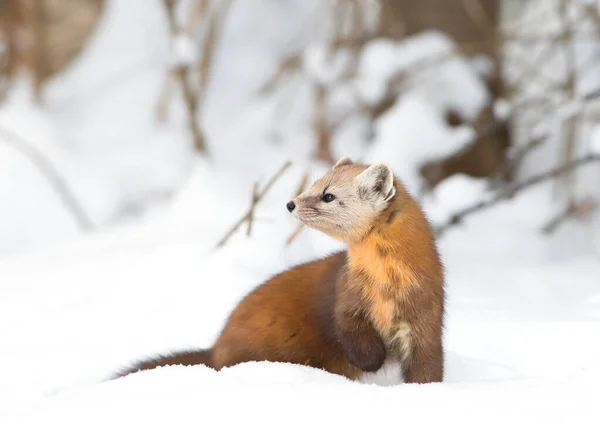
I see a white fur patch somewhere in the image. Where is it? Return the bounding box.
[358,358,403,386]
[358,322,412,386]
[393,321,412,361]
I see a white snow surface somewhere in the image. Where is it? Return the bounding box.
[590,124,600,154]
[1,1,600,423]
[1,215,599,423]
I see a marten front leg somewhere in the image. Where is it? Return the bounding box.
[400,311,444,383]
[335,309,386,372]
[334,276,386,373]
[401,334,443,383]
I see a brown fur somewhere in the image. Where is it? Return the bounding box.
[115,252,369,380]
[114,159,445,384]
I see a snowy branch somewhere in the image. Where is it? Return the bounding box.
[160,0,233,153]
[541,197,598,234]
[163,0,207,153]
[435,154,600,237]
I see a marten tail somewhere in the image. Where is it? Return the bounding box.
[111,348,214,379]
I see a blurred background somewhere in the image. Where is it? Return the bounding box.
[0,0,599,262]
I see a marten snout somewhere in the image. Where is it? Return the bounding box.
[286,201,296,212]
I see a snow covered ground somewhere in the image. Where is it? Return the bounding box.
[1,0,600,422]
[1,202,599,423]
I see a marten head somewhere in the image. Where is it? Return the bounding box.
[287,157,397,243]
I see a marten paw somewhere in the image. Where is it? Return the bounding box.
[340,331,386,372]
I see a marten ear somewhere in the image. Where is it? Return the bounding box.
[333,156,353,169]
[356,163,396,202]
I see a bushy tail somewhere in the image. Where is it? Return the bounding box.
[112,348,214,379]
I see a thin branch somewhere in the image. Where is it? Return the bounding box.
[156,0,209,122]
[156,69,175,123]
[246,182,259,237]
[286,224,304,246]
[0,126,93,230]
[215,161,292,248]
[163,0,207,153]
[314,83,334,164]
[496,133,547,181]
[542,197,598,234]
[195,0,234,119]
[584,87,600,103]
[294,171,311,197]
[435,154,600,237]
[286,171,311,246]
[505,42,560,96]
[32,0,48,102]
[556,0,579,198]
[256,54,302,97]
[184,0,209,33]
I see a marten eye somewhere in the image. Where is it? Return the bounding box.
[322,193,335,203]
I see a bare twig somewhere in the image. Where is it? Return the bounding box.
[505,41,560,96]
[215,161,292,248]
[185,0,209,33]
[286,171,311,246]
[0,126,93,230]
[495,132,547,183]
[162,0,222,153]
[156,70,174,123]
[32,0,48,102]
[294,171,311,197]
[584,87,600,103]
[163,0,207,152]
[314,83,334,164]
[542,197,598,234]
[508,48,600,112]
[502,32,599,42]
[556,0,579,199]
[256,54,302,96]
[156,0,209,122]
[0,22,10,102]
[195,0,234,119]
[435,154,600,237]
[286,224,304,245]
[175,65,206,151]
[246,182,259,237]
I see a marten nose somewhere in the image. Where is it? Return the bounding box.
[286,201,296,212]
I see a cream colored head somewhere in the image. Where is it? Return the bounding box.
[287,157,397,243]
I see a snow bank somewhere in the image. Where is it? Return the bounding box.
[0,227,599,422]
[3,362,599,424]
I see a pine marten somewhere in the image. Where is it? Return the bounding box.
[113,157,445,384]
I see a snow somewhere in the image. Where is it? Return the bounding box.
[494,98,512,121]
[590,124,600,154]
[1,0,600,422]
[170,34,198,67]
[302,44,353,87]
[0,220,599,423]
